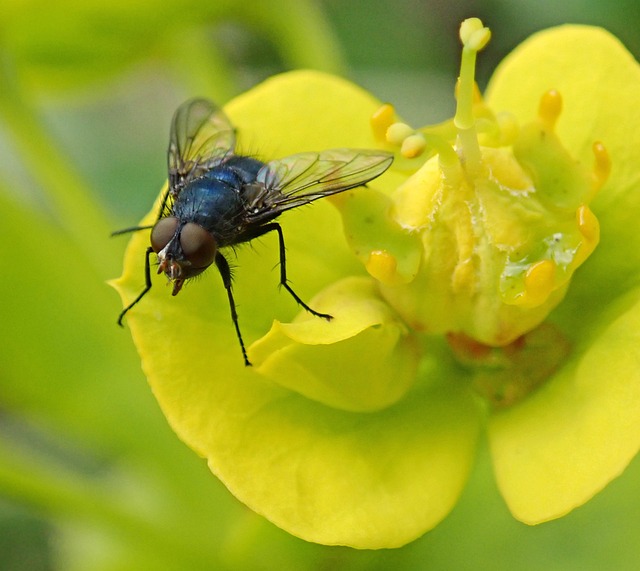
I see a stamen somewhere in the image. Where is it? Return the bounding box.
[387,122,415,145]
[401,134,427,158]
[575,205,600,267]
[538,90,562,130]
[521,260,556,307]
[591,141,611,192]
[576,205,599,244]
[357,17,604,377]
[459,18,491,51]
[371,104,396,142]
[366,250,401,285]
[454,18,491,176]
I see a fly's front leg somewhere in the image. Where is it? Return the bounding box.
[118,246,154,326]
[111,224,154,236]
[215,251,251,367]
[260,223,332,321]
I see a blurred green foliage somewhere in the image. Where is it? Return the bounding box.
[1,0,640,569]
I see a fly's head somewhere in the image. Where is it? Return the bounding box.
[150,216,217,295]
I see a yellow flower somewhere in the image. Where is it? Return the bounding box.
[113,20,640,547]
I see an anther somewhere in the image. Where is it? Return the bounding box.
[538,90,562,130]
[371,104,396,142]
[459,18,491,51]
[591,141,611,192]
[401,134,427,158]
[576,204,600,244]
[522,260,556,307]
[366,250,400,285]
[386,122,415,146]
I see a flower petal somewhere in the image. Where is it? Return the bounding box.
[486,25,640,289]
[250,277,420,412]
[488,292,640,523]
[135,309,481,547]
[226,70,387,155]
[113,71,482,547]
[486,25,640,522]
[118,251,482,547]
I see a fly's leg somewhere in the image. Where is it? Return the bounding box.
[118,246,154,326]
[258,223,333,321]
[215,251,251,367]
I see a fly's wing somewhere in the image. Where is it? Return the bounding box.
[167,98,236,198]
[245,149,393,224]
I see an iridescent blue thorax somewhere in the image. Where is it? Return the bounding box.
[172,156,265,245]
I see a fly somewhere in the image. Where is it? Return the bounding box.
[115,98,393,366]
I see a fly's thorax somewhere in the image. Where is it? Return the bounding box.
[173,175,246,241]
[151,217,217,291]
[223,155,265,183]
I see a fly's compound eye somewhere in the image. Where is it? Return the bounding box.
[151,217,179,253]
[179,222,217,269]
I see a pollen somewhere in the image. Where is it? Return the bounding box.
[371,104,396,142]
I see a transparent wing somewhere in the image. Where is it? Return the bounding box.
[246,149,393,223]
[167,98,236,195]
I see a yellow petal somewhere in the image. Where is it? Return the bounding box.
[250,277,420,412]
[486,25,640,521]
[489,292,640,523]
[113,70,482,547]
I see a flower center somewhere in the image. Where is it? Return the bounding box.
[360,18,611,405]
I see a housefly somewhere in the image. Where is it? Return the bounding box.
[115,98,393,366]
